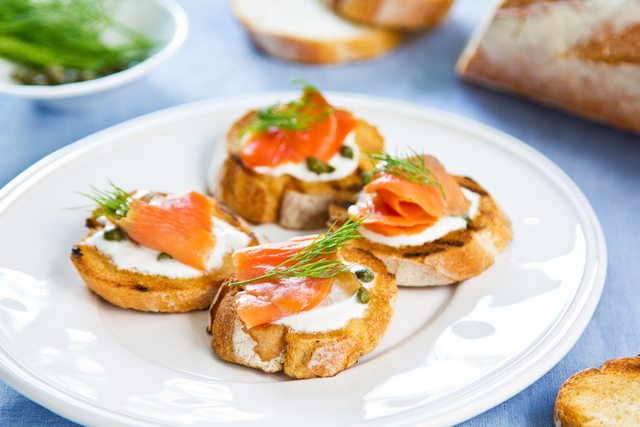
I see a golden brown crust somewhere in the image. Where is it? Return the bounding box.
[457,3,640,134]
[327,0,454,30]
[216,113,384,229]
[209,247,397,378]
[70,197,259,313]
[554,355,640,427]
[330,176,512,286]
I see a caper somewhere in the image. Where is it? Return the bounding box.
[355,267,374,283]
[157,252,173,262]
[340,146,354,159]
[356,287,371,304]
[306,156,336,175]
[103,228,125,242]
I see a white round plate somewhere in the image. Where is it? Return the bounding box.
[0,93,606,427]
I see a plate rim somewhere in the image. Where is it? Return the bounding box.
[0,92,607,427]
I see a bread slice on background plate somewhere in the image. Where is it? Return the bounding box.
[326,0,455,30]
[230,0,402,64]
[209,85,385,230]
[71,189,258,313]
[554,355,640,426]
[208,247,396,379]
[330,176,512,287]
[457,0,640,134]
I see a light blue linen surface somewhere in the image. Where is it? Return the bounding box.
[1,0,639,425]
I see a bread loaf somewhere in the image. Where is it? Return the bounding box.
[231,0,402,64]
[457,0,640,134]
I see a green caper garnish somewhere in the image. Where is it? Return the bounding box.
[340,146,354,159]
[103,228,125,242]
[355,267,374,283]
[306,156,336,175]
[356,287,371,304]
[157,252,173,262]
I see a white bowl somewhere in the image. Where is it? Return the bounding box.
[0,0,188,111]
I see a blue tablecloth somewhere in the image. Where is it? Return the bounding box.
[1,0,638,425]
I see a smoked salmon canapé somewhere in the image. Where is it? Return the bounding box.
[329,152,513,287]
[212,81,385,230]
[70,183,259,313]
[208,219,397,379]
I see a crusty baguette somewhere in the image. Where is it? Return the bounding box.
[330,176,512,286]
[554,355,640,427]
[208,247,397,378]
[326,0,455,30]
[231,0,402,64]
[457,0,640,134]
[216,111,384,229]
[71,198,258,313]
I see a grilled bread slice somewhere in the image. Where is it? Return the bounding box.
[208,247,397,379]
[554,355,640,427]
[71,197,258,313]
[330,176,512,286]
[215,110,384,230]
[326,0,455,30]
[457,0,640,134]
[231,0,402,64]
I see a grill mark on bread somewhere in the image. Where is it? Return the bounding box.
[72,246,83,258]
[133,284,150,292]
[402,247,446,258]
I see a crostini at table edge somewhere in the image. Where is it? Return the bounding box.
[208,218,397,379]
[70,183,258,312]
[329,153,513,287]
[212,81,384,230]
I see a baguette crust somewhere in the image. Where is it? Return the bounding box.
[326,0,454,30]
[216,111,384,229]
[209,247,397,378]
[231,0,402,64]
[457,0,640,134]
[330,176,512,286]
[554,356,640,427]
[71,198,258,313]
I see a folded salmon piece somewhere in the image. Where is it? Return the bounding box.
[232,236,335,328]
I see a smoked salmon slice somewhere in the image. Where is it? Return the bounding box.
[232,236,335,329]
[353,156,470,236]
[241,89,356,169]
[117,192,217,271]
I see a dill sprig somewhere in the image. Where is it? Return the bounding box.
[363,151,446,198]
[231,217,366,287]
[0,0,157,82]
[77,181,132,221]
[247,80,335,133]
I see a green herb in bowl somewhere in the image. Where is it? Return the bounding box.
[0,0,157,85]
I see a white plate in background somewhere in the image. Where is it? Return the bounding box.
[0,93,606,426]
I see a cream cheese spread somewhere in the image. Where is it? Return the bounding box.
[84,210,252,279]
[251,131,359,182]
[350,188,481,248]
[273,264,373,333]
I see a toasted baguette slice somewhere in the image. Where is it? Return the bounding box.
[330,176,512,286]
[326,0,455,30]
[71,197,258,313]
[215,111,384,230]
[554,355,640,427]
[457,0,640,134]
[231,0,402,64]
[208,247,397,379]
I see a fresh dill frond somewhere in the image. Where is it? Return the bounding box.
[247,81,335,133]
[231,217,366,287]
[0,0,157,84]
[363,151,446,198]
[77,181,132,221]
